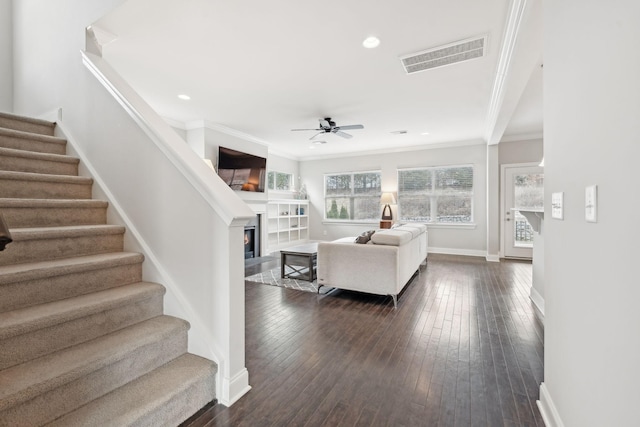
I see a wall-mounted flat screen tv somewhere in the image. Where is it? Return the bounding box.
[217,146,266,192]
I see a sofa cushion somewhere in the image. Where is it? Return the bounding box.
[370,229,413,246]
[333,237,356,244]
[393,223,426,238]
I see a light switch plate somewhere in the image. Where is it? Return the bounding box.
[551,192,564,220]
[585,185,597,222]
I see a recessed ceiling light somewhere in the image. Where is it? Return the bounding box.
[362,36,380,49]
[421,131,430,135]
[177,94,191,100]
[390,130,407,135]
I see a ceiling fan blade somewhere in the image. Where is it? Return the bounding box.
[337,124,364,131]
[334,130,353,139]
[309,131,326,140]
[291,128,322,131]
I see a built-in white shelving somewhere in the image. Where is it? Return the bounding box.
[267,199,309,251]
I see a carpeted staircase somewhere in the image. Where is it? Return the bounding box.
[0,112,216,426]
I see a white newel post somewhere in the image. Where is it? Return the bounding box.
[216,220,252,405]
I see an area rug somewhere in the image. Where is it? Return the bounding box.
[244,255,278,267]
[245,266,330,294]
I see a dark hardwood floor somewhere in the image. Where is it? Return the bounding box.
[185,254,544,426]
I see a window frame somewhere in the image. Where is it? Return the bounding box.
[397,164,475,225]
[267,170,294,193]
[323,170,382,223]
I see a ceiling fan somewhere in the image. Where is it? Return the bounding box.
[291,117,364,140]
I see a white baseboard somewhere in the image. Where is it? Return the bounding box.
[428,247,487,258]
[530,286,545,322]
[220,368,251,407]
[486,254,500,262]
[537,382,565,427]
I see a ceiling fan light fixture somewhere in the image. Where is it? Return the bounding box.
[362,36,380,49]
[310,140,327,149]
[177,94,191,100]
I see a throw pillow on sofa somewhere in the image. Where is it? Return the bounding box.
[354,229,376,244]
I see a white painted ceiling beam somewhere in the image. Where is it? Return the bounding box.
[484,0,543,145]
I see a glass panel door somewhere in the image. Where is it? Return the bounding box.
[504,166,544,258]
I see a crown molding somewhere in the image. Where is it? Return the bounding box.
[173,119,272,148]
[297,138,486,162]
[484,0,529,144]
[500,131,543,143]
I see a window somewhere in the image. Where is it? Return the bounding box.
[267,171,293,191]
[398,166,473,223]
[324,171,381,221]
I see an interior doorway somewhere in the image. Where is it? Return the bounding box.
[501,164,544,259]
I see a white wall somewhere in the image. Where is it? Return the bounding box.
[0,0,13,111]
[300,143,488,256]
[486,144,500,260]
[12,0,125,116]
[499,137,543,165]
[542,1,640,426]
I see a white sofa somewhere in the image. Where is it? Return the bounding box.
[317,223,428,307]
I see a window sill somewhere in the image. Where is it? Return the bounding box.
[322,220,476,230]
[322,220,378,226]
[423,222,477,230]
[388,220,476,230]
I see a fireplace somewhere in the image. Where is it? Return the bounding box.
[244,215,261,259]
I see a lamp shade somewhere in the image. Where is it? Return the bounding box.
[380,192,396,205]
[380,192,396,220]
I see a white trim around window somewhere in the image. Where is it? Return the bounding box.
[324,170,382,222]
[397,164,474,225]
[267,170,294,192]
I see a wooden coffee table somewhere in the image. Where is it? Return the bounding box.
[280,242,318,282]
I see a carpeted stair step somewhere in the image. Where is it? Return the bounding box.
[0,252,144,313]
[0,225,125,266]
[0,171,92,199]
[0,146,79,176]
[0,198,107,228]
[0,127,65,155]
[0,315,189,426]
[47,353,217,427]
[0,112,55,136]
[0,282,165,370]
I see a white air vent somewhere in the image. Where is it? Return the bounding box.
[400,36,486,74]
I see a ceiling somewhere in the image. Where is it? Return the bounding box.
[94,0,542,160]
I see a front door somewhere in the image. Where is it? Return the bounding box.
[503,165,544,259]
